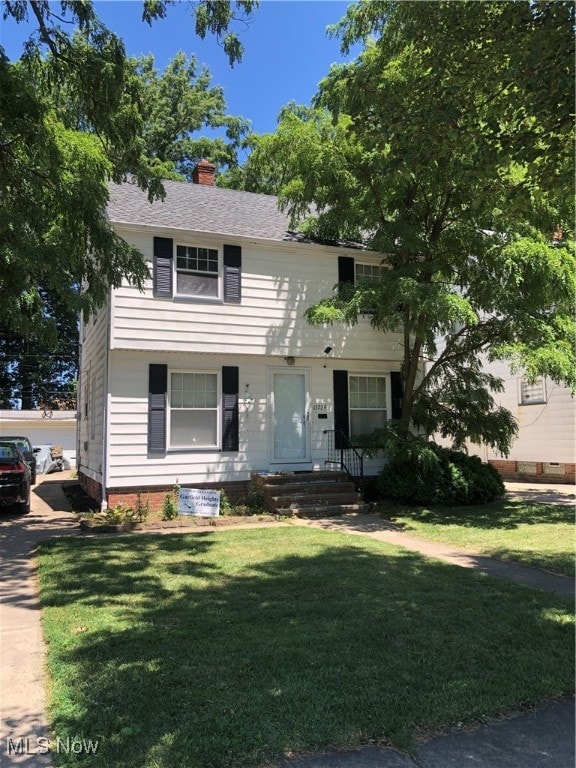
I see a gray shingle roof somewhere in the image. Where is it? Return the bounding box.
[107,179,295,242]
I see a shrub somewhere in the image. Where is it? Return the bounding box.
[374,431,504,506]
[104,504,135,524]
[247,476,266,512]
[134,493,150,523]
[218,489,233,516]
[162,486,180,520]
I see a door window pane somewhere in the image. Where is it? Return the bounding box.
[273,373,307,460]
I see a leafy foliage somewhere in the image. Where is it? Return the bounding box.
[1,1,257,342]
[135,52,250,182]
[161,486,180,521]
[0,286,78,409]
[365,428,505,506]
[238,1,575,454]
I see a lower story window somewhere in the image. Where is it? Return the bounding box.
[170,372,218,448]
[349,375,387,437]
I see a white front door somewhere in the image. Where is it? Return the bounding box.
[270,369,311,466]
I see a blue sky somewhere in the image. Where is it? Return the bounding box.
[1,0,356,135]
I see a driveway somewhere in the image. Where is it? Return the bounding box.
[505,480,575,506]
[0,473,78,766]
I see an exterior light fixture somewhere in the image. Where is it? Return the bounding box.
[284,356,296,366]
[243,384,254,404]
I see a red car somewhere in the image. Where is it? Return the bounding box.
[0,441,31,514]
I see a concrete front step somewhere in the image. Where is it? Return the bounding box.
[253,471,362,516]
[268,492,360,507]
[254,471,350,485]
[277,503,364,517]
[261,480,357,496]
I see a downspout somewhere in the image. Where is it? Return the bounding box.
[76,338,82,481]
[101,295,113,511]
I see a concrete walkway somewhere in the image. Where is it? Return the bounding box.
[0,476,573,767]
[293,514,575,597]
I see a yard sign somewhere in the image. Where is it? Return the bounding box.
[179,488,221,517]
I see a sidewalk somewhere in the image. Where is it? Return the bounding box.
[279,697,575,768]
[0,476,573,767]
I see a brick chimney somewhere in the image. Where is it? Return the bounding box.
[192,159,216,186]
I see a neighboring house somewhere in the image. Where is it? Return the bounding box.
[77,161,405,510]
[0,410,77,466]
[436,358,575,483]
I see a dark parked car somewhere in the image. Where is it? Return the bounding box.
[1,436,37,484]
[0,441,31,514]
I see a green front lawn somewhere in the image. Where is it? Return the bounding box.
[387,500,575,577]
[38,527,574,768]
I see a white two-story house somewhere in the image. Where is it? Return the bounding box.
[77,161,405,511]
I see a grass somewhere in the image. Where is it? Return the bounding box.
[386,499,575,577]
[38,527,574,768]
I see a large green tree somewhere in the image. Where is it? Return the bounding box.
[0,0,257,342]
[0,287,78,409]
[238,1,575,454]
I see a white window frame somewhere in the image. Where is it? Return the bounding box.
[518,377,547,406]
[348,373,390,438]
[355,262,385,283]
[168,369,221,450]
[174,243,222,301]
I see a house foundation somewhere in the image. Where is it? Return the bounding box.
[489,459,575,484]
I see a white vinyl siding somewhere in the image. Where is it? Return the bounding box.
[103,352,398,488]
[77,302,109,483]
[435,359,575,465]
[349,375,388,437]
[110,231,402,361]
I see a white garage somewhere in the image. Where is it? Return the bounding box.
[0,410,77,468]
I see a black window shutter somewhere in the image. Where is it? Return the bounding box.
[338,256,355,284]
[153,237,173,297]
[222,366,239,451]
[223,245,242,303]
[333,370,349,449]
[390,371,403,420]
[148,364,168,454]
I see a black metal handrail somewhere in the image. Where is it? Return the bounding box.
[323,429,365,500]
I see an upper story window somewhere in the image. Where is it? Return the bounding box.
[154,237,241,303]
[176,245,220,299]
[519,378,546,405]
[349,375,388,437]
[355,263,384,283]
